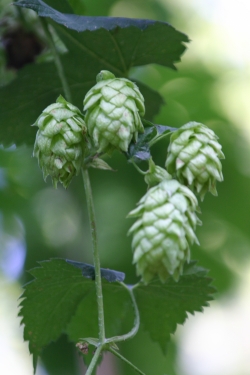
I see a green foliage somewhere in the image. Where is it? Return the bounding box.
[134,261,215,353]
[19,259,214,371]
[0,0,188,147]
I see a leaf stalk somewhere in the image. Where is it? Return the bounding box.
[106,284,140,343]
[85,345,102,375]
[108,347,146,375]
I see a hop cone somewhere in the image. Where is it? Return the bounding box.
[33,95,86,188]
[83,70,145,152]
[165,122,225,200]
[128,180,201,283]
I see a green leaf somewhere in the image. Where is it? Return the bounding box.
[16,0,188,74]
[66,0,85,15]
[19,259,214,371]
[66,259,125,282]
[18,259,133,371]
[133,261,215,353]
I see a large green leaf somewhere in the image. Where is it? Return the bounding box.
[133,261,215,353]
[18,259,133,371]
[19,259,214,371]
[16,0,188,74]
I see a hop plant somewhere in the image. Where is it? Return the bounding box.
[33,95,86,188]
[165,122,225,200]
[128,179,201,283]
[83,70,145,152]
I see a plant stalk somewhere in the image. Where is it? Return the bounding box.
[82,168,106,344]
[85,345,103,375]
[108,347,146,375]
[106,284,140,343]
[40,18,72,102]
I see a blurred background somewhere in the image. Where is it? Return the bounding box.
[1,0,250,374]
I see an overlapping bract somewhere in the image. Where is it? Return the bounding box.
[83,70,145,152]
[128,180,201,283]
[33,95,86,188]
[165,122,224,200]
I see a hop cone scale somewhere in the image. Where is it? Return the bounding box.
[83,70,145,152]
[33,95,86,188]
[165,122,225,200]
[128,180,201,283]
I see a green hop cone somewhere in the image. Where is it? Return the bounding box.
[128,179,201,283]
[165,122,225,200]
[33,95,87,188]
[83,70,145,152]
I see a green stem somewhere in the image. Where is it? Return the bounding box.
[106,284,140,343]
[148,131,171,147]
[108,347,146,375]
[131,161,148,175]
[40,18,72,102]
[82,168,105,344]
[85,345,103,375]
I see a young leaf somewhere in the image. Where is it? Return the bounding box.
[133,261,215,353]
[126,122,177,163]
[127,127,155,163]
[87,158,115,171]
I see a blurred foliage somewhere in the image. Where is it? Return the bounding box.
[0,0,250,374]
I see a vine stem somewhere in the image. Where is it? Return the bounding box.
[131,161,148,175]
[106,284,140,343]
[108,347,146,375]
[85,345,103,375]
[40,18,72,103]
[82,168,106,344]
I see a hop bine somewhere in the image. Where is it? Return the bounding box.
[33,95,86,188]
[165,122,225,200]
[83,70,145,153]
[128,179,201,283]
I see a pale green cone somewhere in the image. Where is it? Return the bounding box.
[83,70,145,153]
[33,95,87,188]
[128,179,201,283]
[165,122,225,200]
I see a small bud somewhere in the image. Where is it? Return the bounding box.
[76,342,89,355]
[144,158,172,187]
